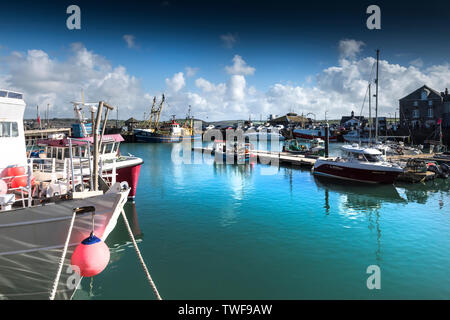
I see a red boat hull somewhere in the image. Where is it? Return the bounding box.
[111,164,142,200]
[293,132,337,142]
[313,164,401,184]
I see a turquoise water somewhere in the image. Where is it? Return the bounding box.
[74,142,450,299]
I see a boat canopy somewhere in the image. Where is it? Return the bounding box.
[341,144,382,155]
[37,134,124,147]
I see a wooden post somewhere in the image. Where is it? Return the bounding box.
[93,101,104,191]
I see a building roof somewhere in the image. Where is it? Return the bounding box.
[399,85,442,101]
[125,117,139,124]
[271,113,308,123]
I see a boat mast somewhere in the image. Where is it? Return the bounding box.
[375,49,379,143]
[369,83,372,145]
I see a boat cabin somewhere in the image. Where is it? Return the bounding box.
[341,144,384,163]
[35,134,124,162]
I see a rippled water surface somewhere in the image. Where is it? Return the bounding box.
[73,142,450,299]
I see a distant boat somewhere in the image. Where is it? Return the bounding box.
[293,127,337,142]
[343,130,371,143]
[134,119,183,143]
[283,138,324,156]
[313,144,404,184]
[211,140,254,163]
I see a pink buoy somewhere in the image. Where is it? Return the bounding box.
[71,233,110,277]
[0,180,7,195]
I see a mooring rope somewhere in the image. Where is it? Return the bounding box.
[121,209,162,300]
[49,209,77,300]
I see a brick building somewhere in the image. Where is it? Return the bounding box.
[399,85,450,129]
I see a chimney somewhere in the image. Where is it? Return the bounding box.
[446,88,449,95]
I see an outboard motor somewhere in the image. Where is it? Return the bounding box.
[440,163,450,174]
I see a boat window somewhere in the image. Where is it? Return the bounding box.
[57,148,63,160]
[104,142,114,154]
[7,92,23,99]
[64,148,71,159]
[365,154,382,162]
[0,91,7,97]
[0,121,19,137]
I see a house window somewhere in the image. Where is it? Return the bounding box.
[421,90,428,100]
[413,101,418,106]
[428,100,433,106]
[428,108,433,118]
[413,109,420,118]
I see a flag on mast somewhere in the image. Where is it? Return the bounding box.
[37,105,41,128]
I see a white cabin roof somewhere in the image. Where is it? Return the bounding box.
[341,144,382,155]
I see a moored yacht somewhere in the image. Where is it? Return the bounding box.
[312,144,404,184]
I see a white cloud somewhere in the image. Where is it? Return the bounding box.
[227,75,246,101]
[185,66,199,77]
[165,72,186,92]
[163,52,450,121]
[338,39,365,60]
[220,33,237,49]
[123,34,137,49]
[409,58,423,68]
[225,55,255,76]
[0,43,151,119]
[2,40,450,122]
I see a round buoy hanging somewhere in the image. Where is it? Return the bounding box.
[7,166,25,177]
[10,176,28,189]
[71,232,110,277]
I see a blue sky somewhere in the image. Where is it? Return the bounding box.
[1,0,450,120]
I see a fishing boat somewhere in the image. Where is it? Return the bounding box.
[312,144,404,184]
[293,127,337,142]
[134,118,183,143]
[211,140,254,163]
[32,134,143,201]
[0,90,130,299]
[283,138,325,156]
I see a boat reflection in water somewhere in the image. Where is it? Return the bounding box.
[395,179,450,206]
[313,175,407,211]
[313,175,407,263]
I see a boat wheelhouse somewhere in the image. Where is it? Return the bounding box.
[33,134,142,200]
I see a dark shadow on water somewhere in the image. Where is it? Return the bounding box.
[106,202,143,247]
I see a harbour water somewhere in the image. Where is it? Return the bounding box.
[74,142,450,299]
